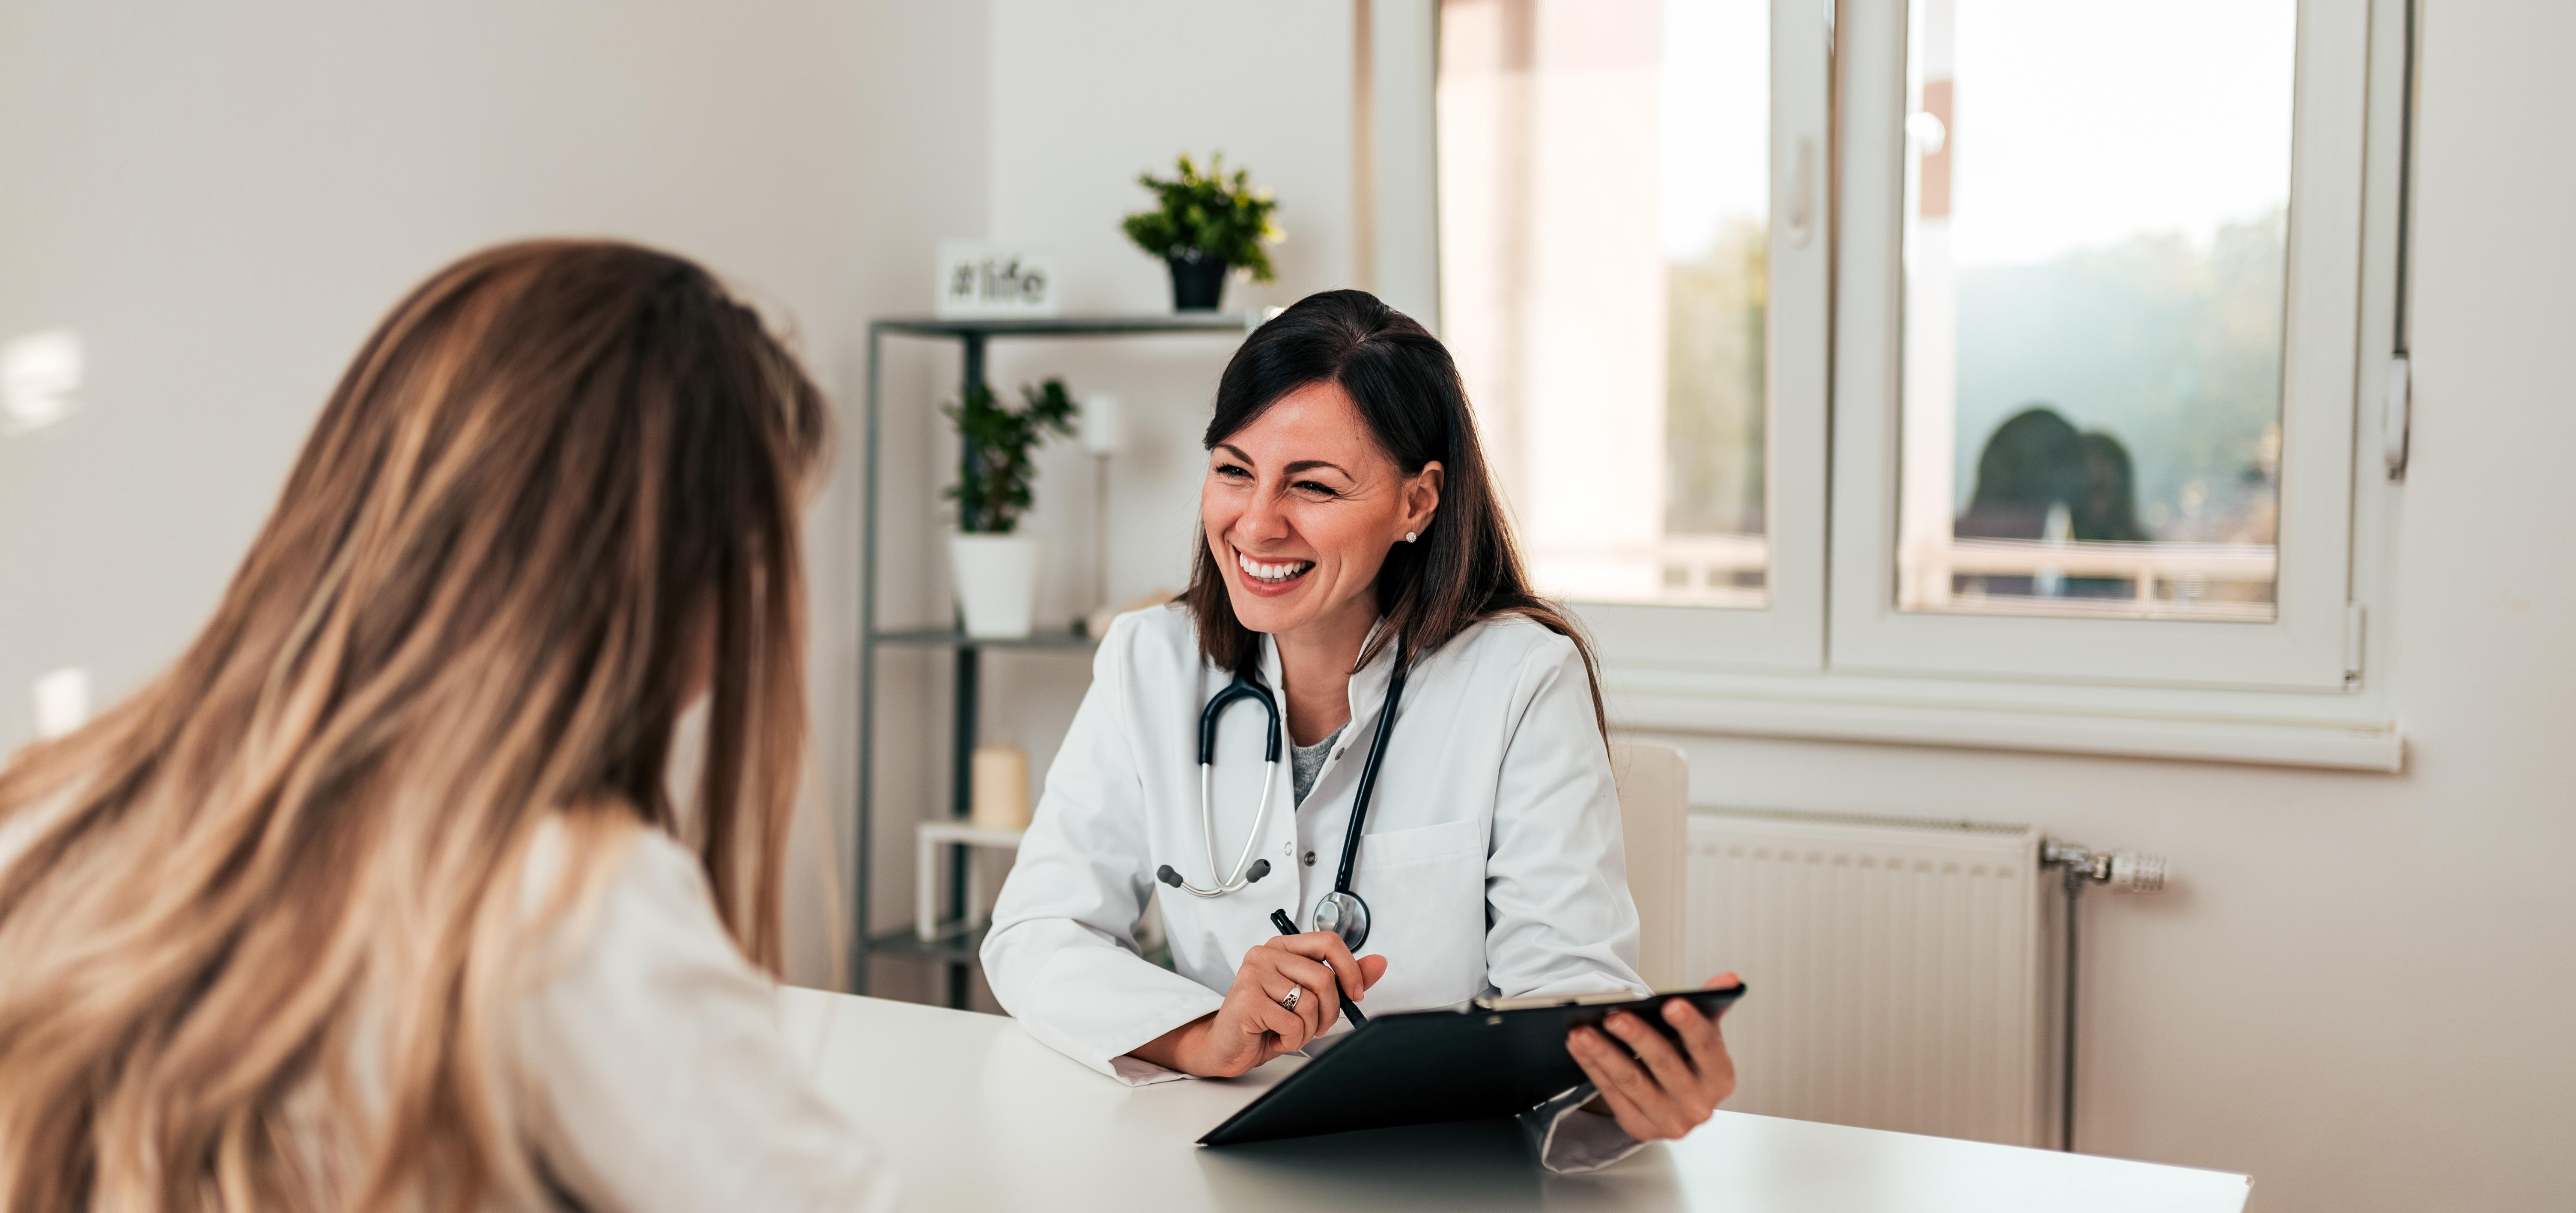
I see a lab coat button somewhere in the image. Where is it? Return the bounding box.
[1303,850,1316,866]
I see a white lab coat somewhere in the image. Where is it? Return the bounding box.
[982,605,1650,1168]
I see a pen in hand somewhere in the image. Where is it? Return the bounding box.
[1271,909,1368,1029]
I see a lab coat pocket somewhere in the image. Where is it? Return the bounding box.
[1357,818,1480,866]
[1350,819,1487,1012]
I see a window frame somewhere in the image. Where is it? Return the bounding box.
[1571,0,1837,678]
[1825,0,2370,693]
[1421,0,2412,769]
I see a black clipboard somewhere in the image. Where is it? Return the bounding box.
[1196,984,1747,1146]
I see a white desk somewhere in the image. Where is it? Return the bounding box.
[780,988,2250,1213]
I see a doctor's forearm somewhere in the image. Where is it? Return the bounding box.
[1129,1014,1220,1074]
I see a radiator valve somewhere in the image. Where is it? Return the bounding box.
[2108,851,2166,894]
[2042,841,2169,894]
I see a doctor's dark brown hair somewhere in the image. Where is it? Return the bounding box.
[1182,288,1606,735]
[0,240,826,1211]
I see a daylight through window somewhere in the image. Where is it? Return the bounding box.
[1437,0,1773,609]
[1897,0,2298,621]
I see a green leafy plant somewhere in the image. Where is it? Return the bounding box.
[943,378,1079,534]
[1121,153,1282,281]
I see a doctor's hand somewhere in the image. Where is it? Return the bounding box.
[1564,972,1742,1143]
[1131,932,1390,1078]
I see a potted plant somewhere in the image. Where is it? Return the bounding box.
[945,378,1079,639]
[1121,153,1282,311]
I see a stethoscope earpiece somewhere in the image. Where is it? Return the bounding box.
[1161,674,1285,898]
[1159,858,1267,893]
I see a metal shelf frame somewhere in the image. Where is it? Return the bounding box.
[854,312,1259,1008]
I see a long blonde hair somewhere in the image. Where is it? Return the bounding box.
[0,240,828,1211]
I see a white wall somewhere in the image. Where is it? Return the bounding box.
[0,0,992,987]
[981,0,1357,627]
[834,2,993,996]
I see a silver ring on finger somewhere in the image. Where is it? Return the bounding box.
[1278,987,1302,1012]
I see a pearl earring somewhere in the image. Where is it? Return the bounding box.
[1404,531,1418,543]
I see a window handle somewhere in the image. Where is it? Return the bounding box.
[2382,354,2412,479]
[1786,136,1817,248]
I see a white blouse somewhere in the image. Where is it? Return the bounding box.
[0,804,902,1211]
[513,828,902,1212]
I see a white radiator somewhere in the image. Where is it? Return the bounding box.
[1685,809,2051,1148]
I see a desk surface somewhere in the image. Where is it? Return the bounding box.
[780,988,2250,1213]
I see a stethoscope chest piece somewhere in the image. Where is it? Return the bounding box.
[1312,889,1371,951]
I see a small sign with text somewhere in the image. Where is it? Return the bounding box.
[936,242,1058,319]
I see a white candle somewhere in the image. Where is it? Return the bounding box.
[970,743,1032,832]
[1078,392,1122,455]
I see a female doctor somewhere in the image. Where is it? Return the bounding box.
[981,290,1738,1171]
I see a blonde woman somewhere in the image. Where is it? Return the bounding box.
[0,242,899,1212]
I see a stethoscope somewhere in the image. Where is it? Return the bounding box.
[1155,642,1409,951]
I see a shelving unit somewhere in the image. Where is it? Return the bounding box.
[854,312,1259,1008]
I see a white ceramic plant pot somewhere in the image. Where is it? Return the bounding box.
[950,532,1042,639]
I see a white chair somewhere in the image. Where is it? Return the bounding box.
[1609,739,1689,991]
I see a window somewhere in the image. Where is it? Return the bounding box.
[1437,0,1832,671]
[1897,0,2295,624]
[1434,0,2407,764]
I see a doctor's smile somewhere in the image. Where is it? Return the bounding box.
[1232,552,1314,590]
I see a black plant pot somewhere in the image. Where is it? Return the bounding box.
[1166,252,1230,312]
